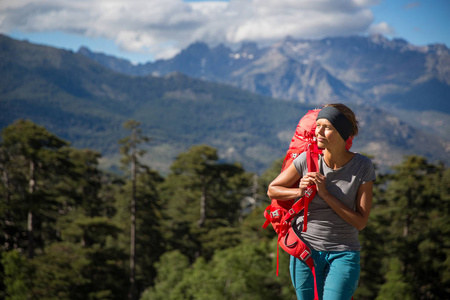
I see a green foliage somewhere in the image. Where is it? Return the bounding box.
[63,148,104,217]
[357,155,450,299]
[140,250,190,300]
[355,170,390,299]
[160,144,251,260]
[0,121,132,299]
[119,120,149,169]
[375,258,414,300]
[31,242,90,299]
[112,167,165,292]
[1,119,72,257]
[1,250,33,300]
[142,242,293,300]
[1,120,449,300]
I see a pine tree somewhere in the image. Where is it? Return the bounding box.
[161,145,250,261]
[1,119,70,258]
[119,120,150,300]
[374,156,449,299]
[1,250,33,300]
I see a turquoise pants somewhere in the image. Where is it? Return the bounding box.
[289,250,360,300]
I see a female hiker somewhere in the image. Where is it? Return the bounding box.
[267,103,376,300]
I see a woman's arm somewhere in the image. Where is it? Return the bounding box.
[306,172,373,231]
[267,163,304,200]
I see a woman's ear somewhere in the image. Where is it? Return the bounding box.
[345,136,353,151]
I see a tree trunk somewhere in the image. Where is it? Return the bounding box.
[252,174,258,209]
[28,160,35,259]
[128,130,137,300]
[198,177,207,228]
[2,166,14,250]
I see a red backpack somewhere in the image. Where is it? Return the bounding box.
[263,109,353,299]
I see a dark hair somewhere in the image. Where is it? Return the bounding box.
[324,103,359,137]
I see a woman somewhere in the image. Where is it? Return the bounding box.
[267,103,376,300]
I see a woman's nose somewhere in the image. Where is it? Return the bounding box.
[316,126,323,135]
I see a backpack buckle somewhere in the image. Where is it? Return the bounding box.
[300,249,311,261]
[270,209,281,218]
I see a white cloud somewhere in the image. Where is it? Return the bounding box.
[0,0,381,59]
[369,22,395,36]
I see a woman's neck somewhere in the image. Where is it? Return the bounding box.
[322,148,354,170]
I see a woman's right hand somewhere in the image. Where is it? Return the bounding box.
[298,176,314,196]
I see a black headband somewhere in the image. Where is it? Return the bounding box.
[317,106,353,141]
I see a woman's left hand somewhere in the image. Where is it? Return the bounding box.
[306,173,374,231]
[306,172,328,197]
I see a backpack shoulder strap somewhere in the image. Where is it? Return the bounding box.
[306,141,320,172]
[301,142,321,232]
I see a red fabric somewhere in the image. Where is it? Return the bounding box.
[279,227,314,269]
[272,109,321,212]
[265,110,322,235]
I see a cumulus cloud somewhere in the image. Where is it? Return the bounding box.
[0,0,381,59]
[369,22,395,36]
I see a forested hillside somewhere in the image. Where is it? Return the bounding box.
[1,120,449,299]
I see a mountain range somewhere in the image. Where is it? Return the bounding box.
[1,34,449,174]
[79,34,450,109]
[79,34,450,140]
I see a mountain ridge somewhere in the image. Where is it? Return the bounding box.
[1,34,449,174]
[78,34,450,111]
[78,34,450,139]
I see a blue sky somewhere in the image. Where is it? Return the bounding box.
[1,0,449,64]
[371,1,449,46]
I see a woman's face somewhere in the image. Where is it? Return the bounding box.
[315,118,343,149]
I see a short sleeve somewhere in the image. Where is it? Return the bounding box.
[292,152,308,177]
[360,155,376,184]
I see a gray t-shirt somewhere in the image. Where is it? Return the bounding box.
[292,152,376,251]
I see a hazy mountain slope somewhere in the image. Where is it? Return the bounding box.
[78,34,450,139]
[279,35,450,112]
[78,41,357,105]
[229,47,362,104]
[0,35,313,173]
[1,34,448,174]
[78,35,450,110]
